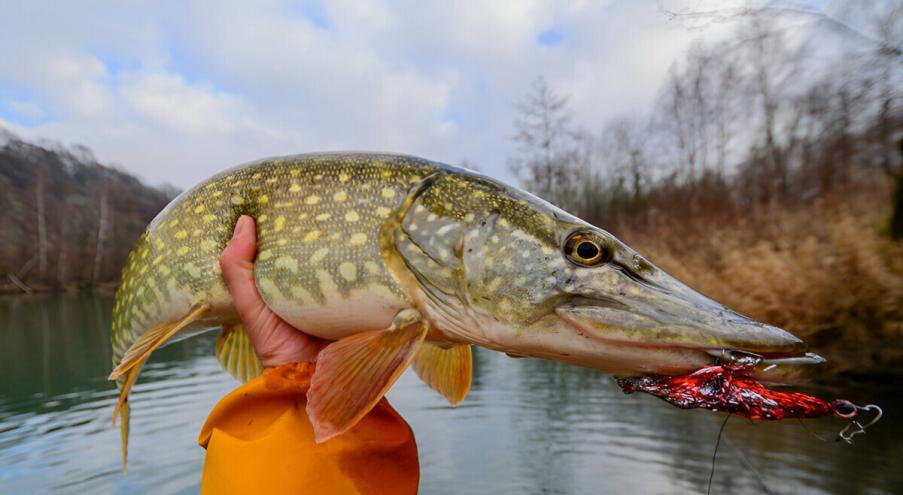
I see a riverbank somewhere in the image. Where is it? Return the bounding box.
[617,178,903,378]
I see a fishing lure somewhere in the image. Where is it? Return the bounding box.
[617,361,883,443]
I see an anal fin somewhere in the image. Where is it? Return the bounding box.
[412,343,472,406]
[307,310,427,443]
[216,323,264,382]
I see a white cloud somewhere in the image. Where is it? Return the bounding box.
[0,1,737,188]
[120,73,244,134]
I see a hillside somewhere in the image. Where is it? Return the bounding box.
[0,129,176,292]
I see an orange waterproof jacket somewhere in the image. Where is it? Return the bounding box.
[198,363,419,495]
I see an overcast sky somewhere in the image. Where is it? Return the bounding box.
[0,1,755,188]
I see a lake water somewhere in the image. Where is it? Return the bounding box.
[1,293,901,494]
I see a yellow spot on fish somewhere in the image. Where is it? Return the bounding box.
[258,249,273,260]
[289,183,302,193]
[464,213,475,222]
[381,188,396,199]
[185,263,201,279]
[290,169,300,177]
[160,265,171,276]
[231,195,244,205]
[427,213,438,222]
[258,214,268,222]
[316,213,331,221]
[274,216,286,232]
[257,277,280,298]
[176,246,190,256]
[203,214,215,223]
[333,190,347,201]
[277,238,287,246]
[498,218,510,228]
[304,230,322,242]
[349,233,367,246]
[275,256,299,273]
[258,194,269,204]
[345,210,360,222]
[305,195,321,205]
[310,247,329,265]
[212,190,223,198]
[338,172,351,183]
[194,204,205,214]
[376,207,391,218]
[339,262,357,282]
[152,254,164,265]
[200,239,217,251]
[486,277,503,292]
[175,230,188,239]
[169,219,180,228]
[155,238,165,249]
[364,261,380,274]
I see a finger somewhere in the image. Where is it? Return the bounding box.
[219,215,268,325]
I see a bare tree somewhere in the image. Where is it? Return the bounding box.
[34,163,48,281]
[509,77,586,210]
[92,174,111,283]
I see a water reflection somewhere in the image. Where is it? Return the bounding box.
[1,294,901,494]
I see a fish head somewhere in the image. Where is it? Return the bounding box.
[395,172,817,379]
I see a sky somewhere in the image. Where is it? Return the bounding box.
[0,1,750,188]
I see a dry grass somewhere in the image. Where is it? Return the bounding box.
[616,180,903,376]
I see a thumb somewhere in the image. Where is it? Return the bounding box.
[219,215,268,325]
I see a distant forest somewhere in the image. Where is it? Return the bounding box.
[0,131,176,293]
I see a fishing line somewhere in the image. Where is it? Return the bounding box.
[722,432,774,495]
[707,414,730,495]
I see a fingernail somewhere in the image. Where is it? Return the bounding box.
[232,216,245,239]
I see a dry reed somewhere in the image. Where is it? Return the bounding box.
[616,181,903,376]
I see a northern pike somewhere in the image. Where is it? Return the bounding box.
[108,153,820,464]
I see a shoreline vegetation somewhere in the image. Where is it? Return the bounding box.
[0,130,176,295]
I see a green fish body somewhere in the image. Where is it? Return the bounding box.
[109,152,812,464]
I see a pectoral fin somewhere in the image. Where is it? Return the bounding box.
[412,343,472,406]
[307,311,428,443]
[216,323,264,382]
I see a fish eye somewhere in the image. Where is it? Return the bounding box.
[564,231,610,266]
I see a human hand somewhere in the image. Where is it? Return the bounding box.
[219,215,327,366]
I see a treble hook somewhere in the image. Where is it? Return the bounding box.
[837,404,883,444]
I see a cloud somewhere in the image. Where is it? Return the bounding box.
[0,1,731,188]
[120,73,247,134]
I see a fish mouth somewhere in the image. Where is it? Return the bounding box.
[554,299,823,383]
